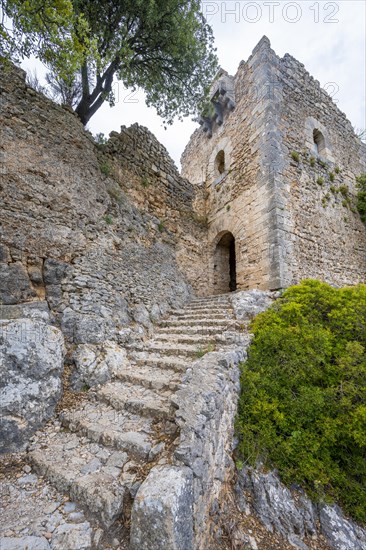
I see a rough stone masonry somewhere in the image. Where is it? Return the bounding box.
[1,35,366,550]
[182,36,366,291]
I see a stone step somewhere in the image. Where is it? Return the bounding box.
[156,323,239,335]
[189,293,231,303]
[189,298,230,306]
[60,403,156,461]
[153,332,239,346]
[169,312,231,321]
[115,363,181,392]
[131,342,207,358]
[159,318,238,328]
[177,306,231,315]
[131,352,190,372]
[98,381,175,420]
[30,431,137,528]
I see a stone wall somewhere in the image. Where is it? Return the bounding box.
[181,37,283,292]
[278,53,366,286]
[0,63,207,355]
[181,36,366,291]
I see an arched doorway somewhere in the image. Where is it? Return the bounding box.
[213,232,237,294]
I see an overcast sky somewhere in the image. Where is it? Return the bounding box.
[23,0,365,169]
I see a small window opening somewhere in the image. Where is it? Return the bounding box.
[215,150,226,175]
[313,129,326,156]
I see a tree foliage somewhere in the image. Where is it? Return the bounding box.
[0,1,86,72]
[236,280,366,523]
[1,0,218,125]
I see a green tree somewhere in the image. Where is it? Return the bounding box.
[1,0,218,125]
[236,280,366,523]
[0,0,86,73]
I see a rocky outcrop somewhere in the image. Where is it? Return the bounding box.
[236,466,366,550]
[130,466,194,550]
[319,506,366,550]
[72,341,129,389]
[230,289,276,321]
[236,467,317,549]
[0,319,64,453]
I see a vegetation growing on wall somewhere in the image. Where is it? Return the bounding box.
[356,173,366,223]
[236,280,366,523]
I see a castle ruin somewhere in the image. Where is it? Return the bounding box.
[1,36,366,550]
[182,36,366,294]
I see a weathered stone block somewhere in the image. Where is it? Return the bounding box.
[0,244,11,263]
[0,536,51,550]
[130,466,194,550]
[0,319,64,453]
[0,262,36,304]
[72,341,128,389]
[51,522,92,550]
[319,505,366,550]
[43,258,69,284]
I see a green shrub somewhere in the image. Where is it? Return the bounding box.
[236,280,366,523]
[94,132,108,146]
[291,151,300,163]
[310,157,316,168]
[141,177,150,188]
[100,160,111,176]
[335,166,340,174]
[356,173,366,223]
[104,214,113,224]
[316,177,324,186]
[195,342,216,358]
[329,172,335,182]
[107,187,123,203]
[157,221,165,232]
[339,185,349,198]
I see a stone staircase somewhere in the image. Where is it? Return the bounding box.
[29,294,243,541]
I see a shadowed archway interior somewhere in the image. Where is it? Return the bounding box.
[213,232,237,294]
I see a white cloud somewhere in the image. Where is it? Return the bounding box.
[21,1,365,168]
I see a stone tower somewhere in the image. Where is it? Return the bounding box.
[181,36,366,294]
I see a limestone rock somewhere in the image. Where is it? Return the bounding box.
[319,505,366,550]
[0,536,51,550]
[130,466,194,550]
[236,466,366,550]
[61,309,107,344]
[0,319,65,453]
[0,262,36,304]
[0,244,11,262]
[51,522,92,550]
[237,467,316,543]
[231,290,274,321]
[72,340,129,388]
[43,258,70,285]
[132,304,151,328]
[0,301,51,323]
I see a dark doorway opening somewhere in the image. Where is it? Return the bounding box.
[229,237,237,292]
[213,232,237,294]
